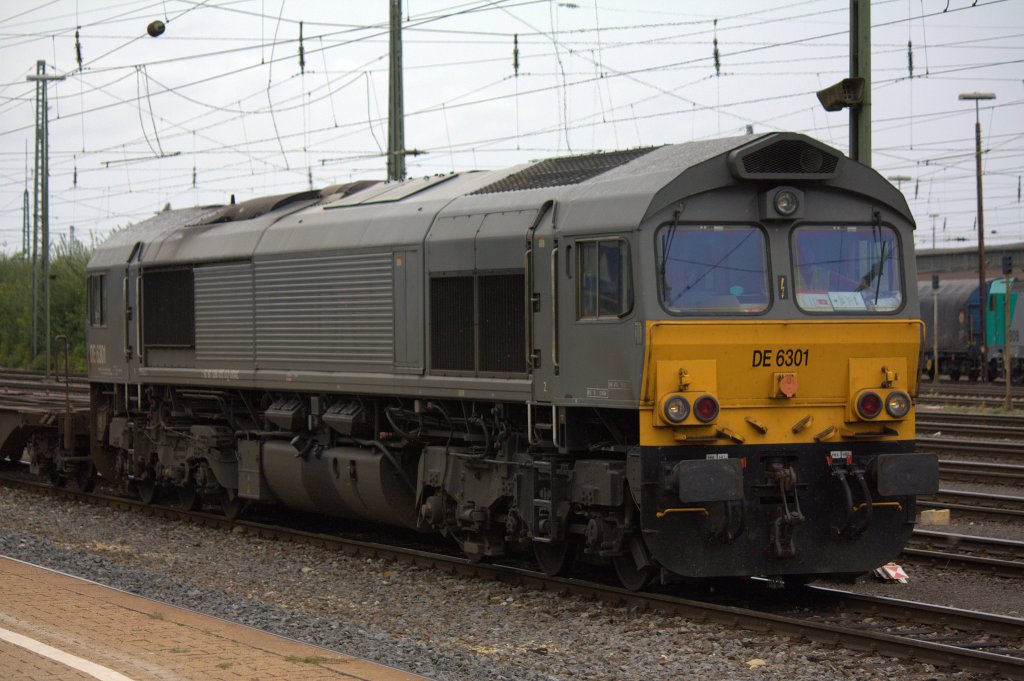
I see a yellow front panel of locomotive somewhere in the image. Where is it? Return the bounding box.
[639,319,922,447]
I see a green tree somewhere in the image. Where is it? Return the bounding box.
[0,237,91,372]
[0,253,32,368]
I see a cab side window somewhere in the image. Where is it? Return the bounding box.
[577,238,633,320]
[88,274,106,326]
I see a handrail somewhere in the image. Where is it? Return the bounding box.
[524,247,533,369]
[551,245,559,373]
[135,275,142,362]
[122,275,131,359]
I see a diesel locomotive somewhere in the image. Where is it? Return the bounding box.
[37,132,938,589]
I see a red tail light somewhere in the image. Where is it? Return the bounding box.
[857,392,882,419]
[693,395,719,423]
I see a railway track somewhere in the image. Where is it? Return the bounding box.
[918,393,1024,410]
[917,381,1024,410]
[918,412,1024,439]
[904,530,1024,579]
[918,381,1024,397]
[0,472,1022,678]
[938,459,1024,486]
[919,488,1024,520]
[916,435,1023,463]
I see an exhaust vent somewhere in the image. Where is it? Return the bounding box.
[729,138,839,180]
[471,147,655,195]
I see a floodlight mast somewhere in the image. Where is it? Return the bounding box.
[387,0,405,182]
[26,61,66,378]
[959,92,996,382]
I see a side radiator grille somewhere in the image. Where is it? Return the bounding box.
[195,262,254,362]
[430,275,475,372]
[255,251,394,367]
[430,272,527,375]
[142,267,195,348]
[479,274,525,373]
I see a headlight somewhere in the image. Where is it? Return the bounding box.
[857,391,882,419]
[662,395,690,424]
[885,391,911,418]
[774,189,799,216]
[693,395,720,423]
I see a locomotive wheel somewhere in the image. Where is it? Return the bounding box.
[68,463,96,493]
[49,468,67,488]
[178,480,201,511]
[533,537,580,577]
[613,552,656,592]
[136,480,158,505]
[220,490,247,520]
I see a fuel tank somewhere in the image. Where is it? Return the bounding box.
[258,441,416,527]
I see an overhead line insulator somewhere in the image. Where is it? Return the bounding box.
[513,34,519,77]
[712,19,720,77]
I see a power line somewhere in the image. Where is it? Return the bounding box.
[0,0,1020,250]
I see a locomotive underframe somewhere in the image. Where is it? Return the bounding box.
[81,380,934,581]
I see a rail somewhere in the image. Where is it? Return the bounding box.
[919,488,1024,519]
[905,529,1024,578]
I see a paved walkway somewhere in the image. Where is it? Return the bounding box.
[0,556,428,680]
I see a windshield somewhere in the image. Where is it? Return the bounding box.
[792,226,903,313]
[658,225,770,314]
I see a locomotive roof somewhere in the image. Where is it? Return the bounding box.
[89,133,908,269]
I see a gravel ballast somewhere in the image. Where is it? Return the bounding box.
[0,487,1012,680]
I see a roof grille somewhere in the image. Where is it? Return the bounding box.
[196,190,321,225]
[739,140,838,177]
[471,147,655,195]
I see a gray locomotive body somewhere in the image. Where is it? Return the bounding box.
[81,133,936,586]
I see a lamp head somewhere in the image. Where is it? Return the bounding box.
[958,92,996,101]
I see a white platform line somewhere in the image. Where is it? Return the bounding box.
[0,625,136,681]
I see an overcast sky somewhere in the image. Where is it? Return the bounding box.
[0,0,1021,254]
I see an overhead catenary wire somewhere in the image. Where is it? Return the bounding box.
[0,0,1019,248]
